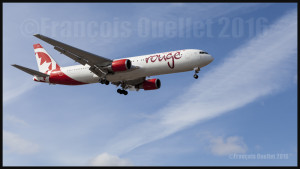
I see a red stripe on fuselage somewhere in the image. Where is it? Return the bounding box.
[49,70,87,85]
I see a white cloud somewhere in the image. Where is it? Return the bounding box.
[209,136,247,156]
[89,153,132,166]
[5,115,29,127]
[104,9,297,155]
[3,130,40,154]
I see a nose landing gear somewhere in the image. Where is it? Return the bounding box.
[193,67,200,79]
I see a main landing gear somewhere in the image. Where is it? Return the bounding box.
[193,67,200,79]
[117,89,128,95]
[99,79,109,85]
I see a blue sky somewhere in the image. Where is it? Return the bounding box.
[3,3,297,166]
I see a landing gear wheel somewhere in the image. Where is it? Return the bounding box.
[99,78,109,85]
[194,74,198,79]
[117,89,128,95]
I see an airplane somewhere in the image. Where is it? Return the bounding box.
[12,34,214,95]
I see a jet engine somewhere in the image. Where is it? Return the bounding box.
[107,59,131,72]
[139,79,161,90]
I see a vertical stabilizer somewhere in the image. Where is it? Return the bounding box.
[33,44,60,73]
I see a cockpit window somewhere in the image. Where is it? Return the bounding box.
[199,51,208,54]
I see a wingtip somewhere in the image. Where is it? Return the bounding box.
[11,64,19,68]
[33,34,41,38]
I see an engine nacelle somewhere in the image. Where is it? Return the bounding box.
[139,79,161,90]
[108,59,131,72]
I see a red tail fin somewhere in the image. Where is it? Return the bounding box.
[33,44,60,73]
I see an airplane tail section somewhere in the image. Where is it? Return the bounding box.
[33,44,60,73]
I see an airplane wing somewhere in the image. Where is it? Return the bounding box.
[12,64,49,77]
[33,34,113,77]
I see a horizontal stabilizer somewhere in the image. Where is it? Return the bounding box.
[12,64,49,77]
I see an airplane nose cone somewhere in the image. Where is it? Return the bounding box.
[202,54,214,65]
[208,55,214,63]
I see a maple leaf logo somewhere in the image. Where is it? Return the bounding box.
[37,52,52,65]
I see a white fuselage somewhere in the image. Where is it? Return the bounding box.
[51,49,213,84]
